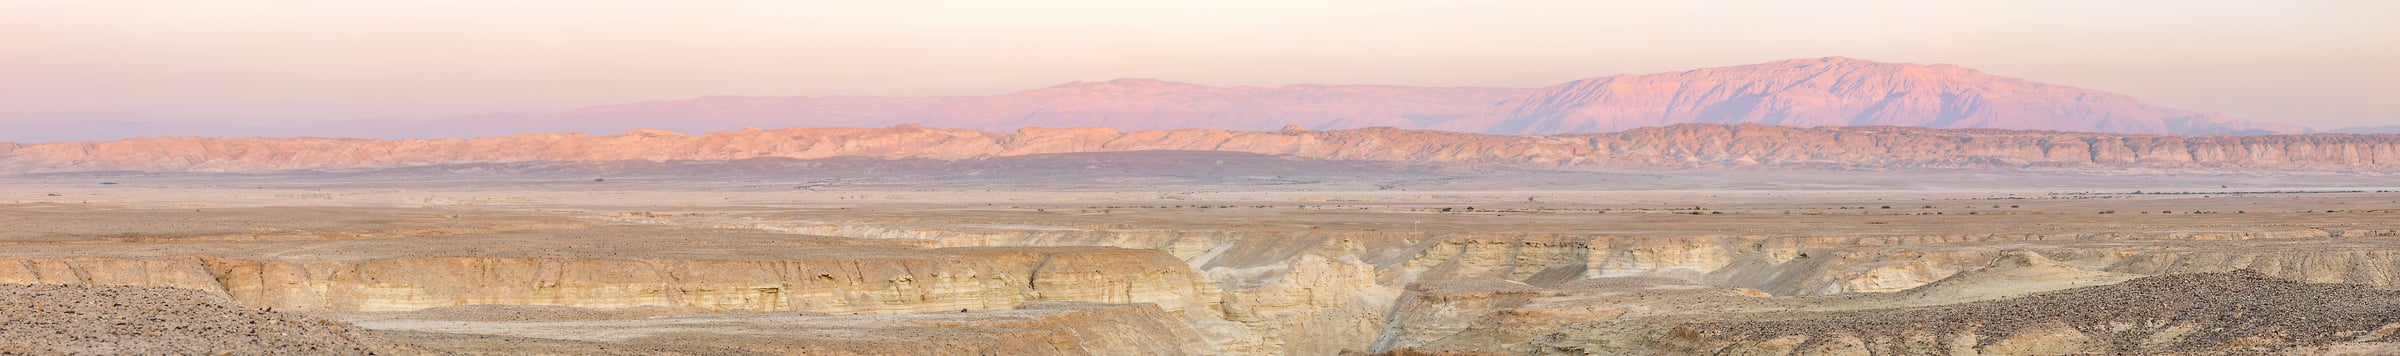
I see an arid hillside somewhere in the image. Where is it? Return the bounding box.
[1,123,2393,174]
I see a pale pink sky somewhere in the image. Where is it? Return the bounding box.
[1,0,2395,134]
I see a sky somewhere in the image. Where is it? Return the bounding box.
[2,0,2395,138]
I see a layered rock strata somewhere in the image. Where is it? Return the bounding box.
[0,248,1221,317]
[365,302,1217,355]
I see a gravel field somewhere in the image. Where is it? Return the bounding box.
[0,284,413,355]
[1699,271,2400,353]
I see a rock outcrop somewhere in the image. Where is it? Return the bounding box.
[697,218,2400,354]
[0,248,1224,317]
[367,302,1219,355]
[4,123,2395,173]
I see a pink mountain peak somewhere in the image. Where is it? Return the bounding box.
[1434,57,2294,135]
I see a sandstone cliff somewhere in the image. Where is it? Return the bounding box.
[4,123,2394,174]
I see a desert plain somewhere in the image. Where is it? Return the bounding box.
[2,153,2398,355]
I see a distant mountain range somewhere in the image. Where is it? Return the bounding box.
[5,124,2393,174]
[322,81,1526,140]
[1433,57,2300,135]
[297,57,2302,140]
[0,57,2348,143]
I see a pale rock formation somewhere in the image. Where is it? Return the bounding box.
[0,248,1223,318]
[15,212,2400,355]
[683,219,2400,354]
[0,257,227,294]
[361,302,1219,355]
[1210,254,1400,355]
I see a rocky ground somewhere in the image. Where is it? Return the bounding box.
[1684,270,2400,354]
[0,284,413,355]
[0,173,2397,355]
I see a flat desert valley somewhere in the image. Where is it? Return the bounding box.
[4,153,2400,355]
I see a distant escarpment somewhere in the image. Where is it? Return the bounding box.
[314,57,2296,140]
[0,124,2393,174]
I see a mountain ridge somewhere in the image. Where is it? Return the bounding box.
[4,123,2391,174]
[280,57,2306,140]
[1439,57,2298,135]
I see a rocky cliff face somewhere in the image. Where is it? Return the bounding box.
[687,217,2400,354]
[0,247,1223,317]
[4,123,2393,173]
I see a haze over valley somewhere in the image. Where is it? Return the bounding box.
[5,1,2399,355]
[9,57,2332,142]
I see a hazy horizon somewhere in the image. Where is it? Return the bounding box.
[3,0,2396,141]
